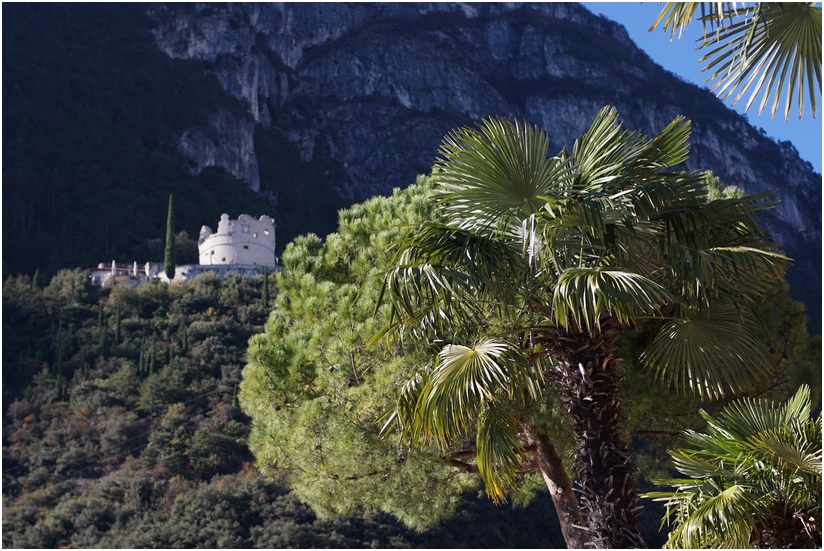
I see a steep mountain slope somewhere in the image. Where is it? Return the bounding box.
[2,3,352,280]
[147,2,821,331]
[2,4,276,277]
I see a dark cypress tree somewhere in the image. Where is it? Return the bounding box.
[164,194,176,280]
[149,335,156,374]
[99,328,109,359]
[114,302,121,345]
[181,322,188,354]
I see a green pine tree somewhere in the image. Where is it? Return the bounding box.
[164,194,176,280]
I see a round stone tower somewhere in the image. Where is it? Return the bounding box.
[198,214,276,266]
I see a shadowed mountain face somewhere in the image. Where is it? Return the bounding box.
[3,3,819,331]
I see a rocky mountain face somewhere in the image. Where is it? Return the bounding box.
[146,2,821,329]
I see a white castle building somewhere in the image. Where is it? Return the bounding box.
[90,213,277,286]
[198,213,276,267]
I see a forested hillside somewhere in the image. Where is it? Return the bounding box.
[1,266,572,548]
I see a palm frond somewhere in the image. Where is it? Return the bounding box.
[644,384,821,548]
[650,2,739,39]
[641,308,772,399]
[418,340,514,446]
[699,3,822,120]
[667,447,739,479]
[552,267,673,330]
[376,221,531,341]
[750,426,823,475]
[379,367,432,444]
[475,404,527,503]
[667,484,759,548]
[433,117,571,234]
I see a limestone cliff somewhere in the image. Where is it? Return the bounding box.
[146,2,821,324]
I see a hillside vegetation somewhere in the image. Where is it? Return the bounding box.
[2,267,572,548]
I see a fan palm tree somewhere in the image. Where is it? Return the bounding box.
[376,106,788,548]
[645,384,821,548]
[650,2,822,120]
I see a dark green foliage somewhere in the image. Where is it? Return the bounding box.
[2,267,575,548]
[164,195,176,281]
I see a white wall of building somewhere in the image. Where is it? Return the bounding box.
[198,214,276,267]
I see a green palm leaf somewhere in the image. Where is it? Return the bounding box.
[700,3,822,120]
[475,405,527,503]
[750,426,823,475]
[651,3,822,120]
[433,117,571,234]
[419,340,513,445]
[668,484,759,548]
[641,308,772,399]
[552,267,673,330]
[716,384,809,437]
[379,367,431,445]
[644,385,821,548]
[650,2,736,39]
[376,222,529,342]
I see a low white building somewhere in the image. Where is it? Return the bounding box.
[90,261,157,287]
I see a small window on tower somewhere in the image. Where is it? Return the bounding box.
[244,245,249,249]
[264,229,269,235]
[253,232,258,238]
[242,224,250,233]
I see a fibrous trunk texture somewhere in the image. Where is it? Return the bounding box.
[753,503,821,548]
[522,423,592,549]
[548,329,646,549]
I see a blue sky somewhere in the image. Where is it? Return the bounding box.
[584,2,822,175]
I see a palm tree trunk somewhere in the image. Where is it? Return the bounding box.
[521,423,592,549]
[550,329,646,549]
